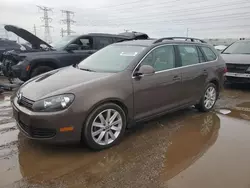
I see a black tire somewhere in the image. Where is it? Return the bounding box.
[82,103,127,150]
[196,83,217,112]
[30,66,53,78]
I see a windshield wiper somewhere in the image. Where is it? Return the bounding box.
[222,52,231,54]
[79,68,95,72]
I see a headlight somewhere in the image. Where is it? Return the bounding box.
[32,94,75,112]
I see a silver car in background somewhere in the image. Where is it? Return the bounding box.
[221,39,250,84]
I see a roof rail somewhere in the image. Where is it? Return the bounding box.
[153,37,206,44]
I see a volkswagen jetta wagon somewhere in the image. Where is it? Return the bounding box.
[12,37,226,150]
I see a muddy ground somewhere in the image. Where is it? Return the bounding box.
[0,79,250,188]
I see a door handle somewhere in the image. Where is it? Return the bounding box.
[173,75,181,81]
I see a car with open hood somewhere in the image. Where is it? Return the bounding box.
[0,25,53,81]
[221,39,250,84]
[1,25,149,82]
[12,37,226,150]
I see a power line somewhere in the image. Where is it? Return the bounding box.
[83,1,250,24]
[37,5,53,43]
[61,10,76,36]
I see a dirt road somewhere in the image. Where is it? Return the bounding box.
[0,83,250,188]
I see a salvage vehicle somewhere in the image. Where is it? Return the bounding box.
[0,25,53,82]
[222,39,250,84]
[1,25,149,82]
[12,37,226,150]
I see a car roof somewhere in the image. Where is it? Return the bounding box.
[116,39,210,47]
[84,33,131,39]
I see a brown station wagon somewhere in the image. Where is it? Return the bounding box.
[12,37,226,150]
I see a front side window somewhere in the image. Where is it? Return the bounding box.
[78,45,145,73]
[95,37,113,50]
[141,45,175,72]
[51,35,77,50]
[178,45,199,66]
[222,40,250,54]
[201,46,217,61]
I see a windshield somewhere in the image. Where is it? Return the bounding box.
[78,45,146,73]
[222,40,250,54]
[51,35,77,50]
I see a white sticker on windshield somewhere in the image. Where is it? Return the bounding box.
[120,52,138,56]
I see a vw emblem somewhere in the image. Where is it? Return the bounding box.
[17,92,22,103]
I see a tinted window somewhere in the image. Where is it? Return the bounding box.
[201,46,217,61]
[78,45,145,73]
[222,40,250,54]
[95,37,113,50]
[141,45,175,72]
[178,45,199,66]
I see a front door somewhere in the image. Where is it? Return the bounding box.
[132,45,182,121]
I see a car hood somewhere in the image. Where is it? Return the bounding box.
[221,54,250,65]
[4,25,52,49]
[20,66,113,101]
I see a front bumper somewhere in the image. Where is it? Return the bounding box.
[12,97,84,144]
[225,72,250,83]
[12,64,29,81]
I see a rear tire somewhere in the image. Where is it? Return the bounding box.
[30,66,53,78]
[196,83,217,112]
[82,103,127,150]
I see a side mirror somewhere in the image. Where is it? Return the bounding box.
[66,44,79,51]
[134,65,155,77]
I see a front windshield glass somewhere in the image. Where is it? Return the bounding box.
[51,35,77,50]
[78,45,146,73]
[222,40,250,54]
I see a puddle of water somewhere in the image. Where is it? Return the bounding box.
[167,115,250,188]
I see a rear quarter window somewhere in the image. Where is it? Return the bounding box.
[201,46,217,61]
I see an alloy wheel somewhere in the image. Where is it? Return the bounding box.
[91,109,123,145]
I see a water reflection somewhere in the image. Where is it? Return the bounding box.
[16,111,220,188]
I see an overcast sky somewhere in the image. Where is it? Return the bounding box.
[0,0,250,43]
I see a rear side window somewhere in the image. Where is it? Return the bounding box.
[178,45,199,66]
[201,47,217,61]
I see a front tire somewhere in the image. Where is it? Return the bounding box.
[196,83,217,112]
[82,103,127,150]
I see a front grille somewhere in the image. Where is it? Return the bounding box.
[226,76,250,83]
[19,97,34,110]
[226,63,249,73]
[19,121,56,138]
[19,121,31,134]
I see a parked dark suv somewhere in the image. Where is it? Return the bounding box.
[12,37,226,150]
[5,26,148,82]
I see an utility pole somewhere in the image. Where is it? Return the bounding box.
[186,28,189,37]
[61,10,75,35]
[37,6,53,43]
[33,24,37,36]
[61,28,64,37]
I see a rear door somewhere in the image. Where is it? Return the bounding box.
[133,45,183,120]
[176,45,207,104]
